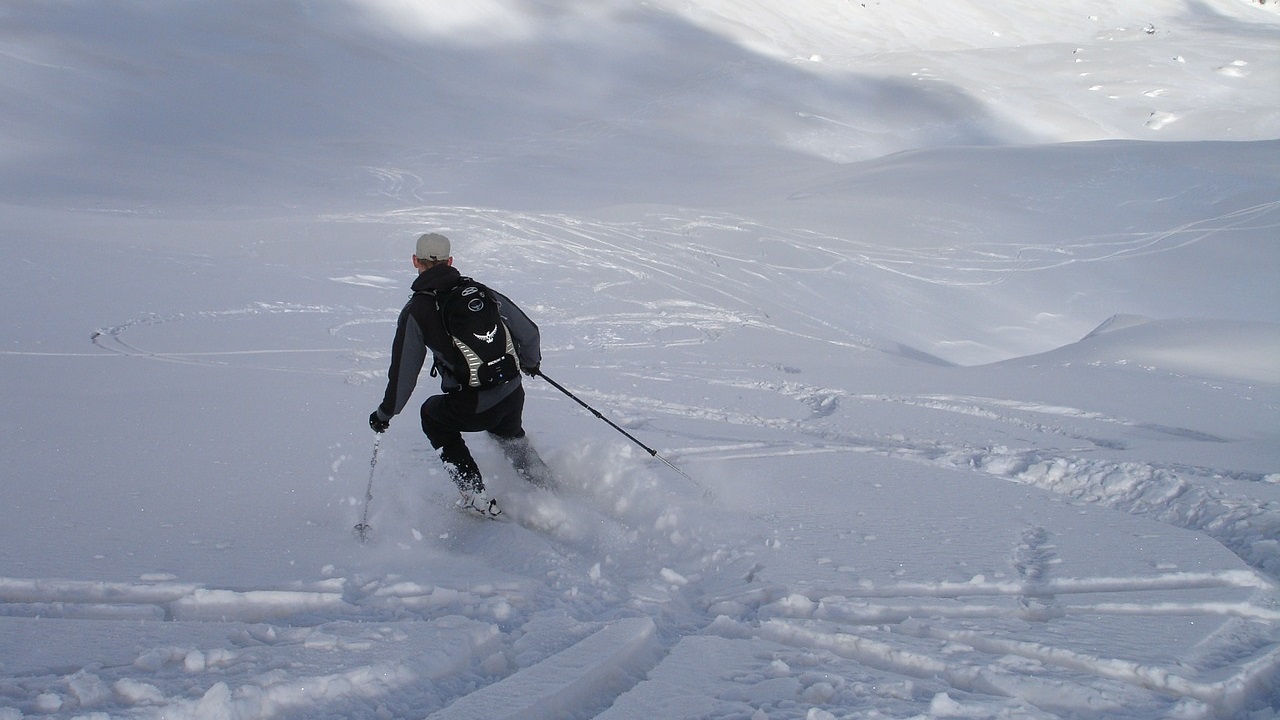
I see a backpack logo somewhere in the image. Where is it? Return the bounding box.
[473,325,498,343]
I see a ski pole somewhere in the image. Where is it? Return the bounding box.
[354,433,382,542]
[534,370,713,500]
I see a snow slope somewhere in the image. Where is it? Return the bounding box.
[1,1,1278,718]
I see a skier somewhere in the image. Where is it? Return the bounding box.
[369,232,551,517]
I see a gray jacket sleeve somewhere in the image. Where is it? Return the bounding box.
[376,306,429,420]
[495,290,541,369]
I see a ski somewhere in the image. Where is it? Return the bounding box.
[456,492,509,522]
[457,504,511,522]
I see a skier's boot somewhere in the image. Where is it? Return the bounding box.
[456,487,502,518]
[439,442,499,516]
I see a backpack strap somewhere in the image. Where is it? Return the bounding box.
[419,287,447,381]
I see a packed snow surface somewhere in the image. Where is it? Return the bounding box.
[1,0,1278,718]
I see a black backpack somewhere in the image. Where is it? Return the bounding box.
[434,278,520,389]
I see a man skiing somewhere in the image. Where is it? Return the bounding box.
[369,232,551,517]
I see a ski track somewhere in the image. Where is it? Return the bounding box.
[328,200,1280,286]
[37,207,1280,718]
[4,562,1275,718]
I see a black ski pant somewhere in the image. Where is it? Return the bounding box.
[421,386,527,493]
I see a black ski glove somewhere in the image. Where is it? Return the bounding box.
[521,364,540,378]
[369,411,389,433]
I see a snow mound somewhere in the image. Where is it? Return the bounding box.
[1082,314,1157,339]
[654,0,1279,56]
[1006,317,1280,383]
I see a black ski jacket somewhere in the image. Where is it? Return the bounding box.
[375,264,540,420]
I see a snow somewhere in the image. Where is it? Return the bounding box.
[1,0,1278,718]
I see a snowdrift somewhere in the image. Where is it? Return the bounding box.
[1003,315,1280,384]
